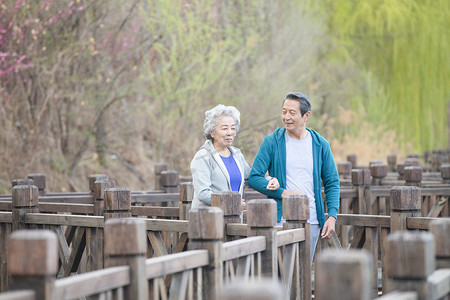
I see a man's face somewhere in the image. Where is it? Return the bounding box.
[282,99,310,133]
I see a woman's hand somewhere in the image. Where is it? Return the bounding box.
[266,177,280,191]
[241,198,246,211]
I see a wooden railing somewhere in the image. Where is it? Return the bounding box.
[0,199,309,300]
[314,219,450,300]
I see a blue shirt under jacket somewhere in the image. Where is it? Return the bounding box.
[248,127,340,228]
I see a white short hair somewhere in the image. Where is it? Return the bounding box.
[203,104,241,140]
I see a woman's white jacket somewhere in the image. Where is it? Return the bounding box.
[190,140,251,208]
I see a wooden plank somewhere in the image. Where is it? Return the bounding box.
[223,236,266,261]
[145,250,208,279]
[420,187,450,196]
[53,266,129,299]
[0,223,11,292]
[55,226,71,277]
[277,228,305,246]
[225,223,247,237]
[168,270,190,300]
[236,255,253,279]
[406,217,437,230]
[281,244,296,299]
[39,203,94,214]
[64,228,87,277]
[377,291,418,300]
[131,206,179,217]
[427,268,450,299]
[148,232,169,257]
[340,188,357,198]
[369,187,391,198]
[0,290,35,300]
[350,227,365,249]
[173,232,188,254]
[0,201,11,211]
[335,214,391,227]
[132,193,179,204]
[145,219,188,233]
[427,196,448,217]
[38,195,93,204]
[364,227,378,298]
[0,212,12,223]
[25,213,104,228]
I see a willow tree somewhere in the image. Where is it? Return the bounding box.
[320,0,449,152]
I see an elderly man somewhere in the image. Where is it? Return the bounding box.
[248,92,340,262]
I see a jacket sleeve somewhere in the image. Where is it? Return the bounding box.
[321,141,340,219]
[249,137,284,199]
[190,150,214,206]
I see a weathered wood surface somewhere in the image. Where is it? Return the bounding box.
[222,236,265,261]
[0,290,35,300]
[53,266,129,299]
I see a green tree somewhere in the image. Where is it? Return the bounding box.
[320,0,449,151]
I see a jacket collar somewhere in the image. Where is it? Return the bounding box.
[275,127,322,147]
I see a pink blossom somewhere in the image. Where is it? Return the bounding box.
[68,1,74,7]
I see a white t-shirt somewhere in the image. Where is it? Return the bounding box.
[285,131,318,224]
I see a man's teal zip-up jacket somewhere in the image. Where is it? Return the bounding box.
[248,127,340,228]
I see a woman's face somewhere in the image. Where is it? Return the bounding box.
[211,115,236,148]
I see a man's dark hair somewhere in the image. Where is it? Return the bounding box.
[283,92,311,116]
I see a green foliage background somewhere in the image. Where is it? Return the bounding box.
[319,0,449,152]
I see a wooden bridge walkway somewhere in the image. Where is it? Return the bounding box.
[0,150,449,299]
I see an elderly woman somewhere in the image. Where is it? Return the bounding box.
[190,104,279,210]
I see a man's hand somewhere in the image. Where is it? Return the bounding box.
[241,198,246,211]
[266,177,280,191]
[321,216,336,239]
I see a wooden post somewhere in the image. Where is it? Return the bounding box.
[104,188,132,220]
[347,154,357,169]
[441,164,450,184]
[384,231,435,298]
[431,152,442,172]
[429,219,450,268]
[211,192,241,241]
[369,160,383,167]
[93,179,115,216]
[247,199,277,281]
[387,154,397,172]
[160,171,179,193]
[390,186,421,232]
[337,162,352,180]
[8,230,58,300]
[424,150,431,165]
[352,169,371,214]
[27,174,46,196]
[397,163,406,180]
[12,185,39,231]
[404,166,422,187]
[220,279,283,300]
[154,163,168,190]
[104,218,148,300]
[370,163,388,185]
[282,194,311,300]
[315,250,373,300]
[11,179,34,188]
[88,174,108,194]
[405,157,420,167]
[179,182,194,220]
[86,179,114,272]
[188,207,224,300]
